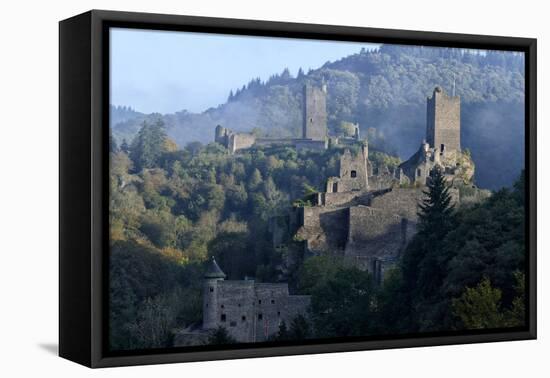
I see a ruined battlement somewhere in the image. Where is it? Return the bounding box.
[326,146,369,193]
[214,125,257,153]
[215,84,338,153]
[289,86,480,285]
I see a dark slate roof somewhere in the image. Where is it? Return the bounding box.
[204,257,226,279]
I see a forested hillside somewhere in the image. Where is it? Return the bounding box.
[109,120,400,349]
[111,45,525,189]
[109,121,525,349]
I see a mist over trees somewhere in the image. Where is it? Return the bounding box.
[108,44,527,349]
[111,45,524,189]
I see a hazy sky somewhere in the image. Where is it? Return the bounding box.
[110,28,378,114]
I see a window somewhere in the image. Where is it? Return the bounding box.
[351,170,357,178]
[209,287,214,292]
[230,321,237,327]
[258,299,262,304]
[258,313,263,320]
[277,311,281,316]
[241,315,246,322]
[310,118,313,123]
[221,314,226,322]
[417,168,422,177]
[271,299,275,304]
[441,144,445,152]
[332,183,338,193]
[221,304,224,309]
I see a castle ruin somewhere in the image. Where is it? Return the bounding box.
[302,84,328,141]
[178,85,489,346]
[214,84,360,153]
[288,86,484,282]
[174,257,310,345]
[399,86,468,185]
[326,145,370,193]
[426,86,461,153]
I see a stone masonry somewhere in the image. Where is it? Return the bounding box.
[214,84,333,153]
[326,145,369,193]
[202,257,310,343]
[295,86,471,281]
[426,86,461,153]
[302,84,328,140]
[176,85,487,347]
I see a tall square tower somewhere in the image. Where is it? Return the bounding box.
[426,86,461,153]
[303,84,328,141]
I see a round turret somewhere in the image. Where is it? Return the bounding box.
[215,125,225,142]
[202,257,226,329]
[204,256,226,279]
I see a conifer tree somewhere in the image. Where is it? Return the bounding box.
[401,166,456,322]
[417,166,455,237]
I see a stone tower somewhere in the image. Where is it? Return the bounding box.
[326,145,369,193]
[303,84,328,141]
[426,86,461,153]
[202,257,226,330]
[214,124,226,144]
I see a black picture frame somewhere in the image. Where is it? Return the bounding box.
[59,9,537,368]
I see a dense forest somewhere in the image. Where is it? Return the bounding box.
[111,45,525,189]
[109,120,525,350]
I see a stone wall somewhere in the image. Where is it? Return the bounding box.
[303,85,327,141]
[398,142,437,185]
[368,171,398,191]
[344,206,409,264]
[295,139,327,151]
[215,125,227,145]
[369,187,424,221]
[297,187,425,259]
[426,86,461,152]
[214,126,257,153]
[230,133,256,153]
[203,277,224,330]
[326,147,368,193]
[317,191,360,207]
[255,138,295,147]
[252,283,297,342]
[212,280,256,342]
[204,279,311,343]
[296,206,349,255]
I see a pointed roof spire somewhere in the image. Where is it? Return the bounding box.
[204,256,226,279]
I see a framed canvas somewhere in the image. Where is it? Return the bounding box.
[59,10,537,368]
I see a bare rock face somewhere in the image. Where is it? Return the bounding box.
[454,150,475,183]
[439,149,475,184]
